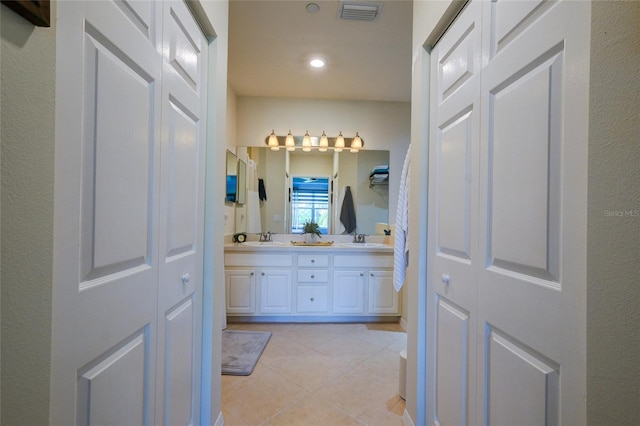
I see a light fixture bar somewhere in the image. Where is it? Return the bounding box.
[264,132,364,151]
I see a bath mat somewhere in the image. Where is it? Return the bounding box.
[221,330,271,376]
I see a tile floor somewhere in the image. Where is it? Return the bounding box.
[222,322,407,426]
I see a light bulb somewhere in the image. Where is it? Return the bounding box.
[319,131,329,152]
[334,131,344,152]
[285,130,295,151]
[302,131,312,152]
[268,130,280,151]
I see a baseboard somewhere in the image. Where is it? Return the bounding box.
[402,409,414,426]
[227,315,401,323]
[214,411,224,426]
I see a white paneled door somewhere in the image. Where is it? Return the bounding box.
[52,1,207,424]
[427,1,588,424]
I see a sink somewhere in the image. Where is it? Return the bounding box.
[340,242,388,248]
[241,241,288,247]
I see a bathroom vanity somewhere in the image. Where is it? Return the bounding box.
[224,241,400,322]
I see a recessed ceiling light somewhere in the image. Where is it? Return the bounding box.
[309,57,326,68]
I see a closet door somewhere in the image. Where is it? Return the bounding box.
[477,1,588,424]
[52,1,163,424]
[427,1,589,425]
[52,1,208,424]
[156,2,208,425]
[426,2,483,424]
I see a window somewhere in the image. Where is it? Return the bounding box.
[291,177,330,234]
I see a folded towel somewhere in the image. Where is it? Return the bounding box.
[370,173,389,182]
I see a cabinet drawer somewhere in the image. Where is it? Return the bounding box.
[225,253,293,267]
[297,254,329,267]
[297,269,329,283]
[296,286,329,313]
[333,254,393,268]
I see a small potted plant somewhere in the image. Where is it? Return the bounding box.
[302,220,321,244]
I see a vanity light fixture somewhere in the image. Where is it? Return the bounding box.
[285,130,296,151]
[264,131,363,152]
[302,131,312,151]
[319,131,329,152]
[268,130,280,151]
[350,131,362,152]
[334,131,345,152]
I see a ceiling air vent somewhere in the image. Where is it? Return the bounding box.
[338,1,383,22]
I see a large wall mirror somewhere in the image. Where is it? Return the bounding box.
[225,150,237,203]
[237,147,389,235]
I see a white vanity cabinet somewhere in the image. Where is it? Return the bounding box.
[296,254,330,313]
[224,246,399,321]
[258,269,292,314]
[332,270,366,313]
[367,270,398,314]
[333,254,399,316]
[224,252,293,316]
[225,269,256,314]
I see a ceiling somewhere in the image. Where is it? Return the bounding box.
[228,0,414,103]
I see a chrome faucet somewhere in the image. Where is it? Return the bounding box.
[258,231,271,242]
[353,233,366,243]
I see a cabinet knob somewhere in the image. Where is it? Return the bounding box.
[311,275,315,279]
[250,272,254,276]
[310,297,315,302]
[441,274,451,285]
[311,259,315,263]
[370,273,374,277]
[360,273,364,277]
[181,273,191,285]
[261,272,265,276]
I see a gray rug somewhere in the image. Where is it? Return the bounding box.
[221,330,272,376]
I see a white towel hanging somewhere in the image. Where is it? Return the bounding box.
[393,145,410,292]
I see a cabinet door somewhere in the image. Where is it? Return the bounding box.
[333,270,365,314]
[259,269,292,314]
[225,270,256,314]
[368,270,398,314]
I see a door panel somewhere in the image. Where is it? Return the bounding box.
[427,3,483,424]
[485,327,559,426]
[489,48,563,281]
[165,99,199,256]
[114,0,155,42]
[77,331,150,426]
[479,1,588,423]
[491,0,553,56]
[156,2,207,425]
[51,2,163,424]
[434,297,470,426]
[437,110,473,260]
[53,1,208,424]
[428,1,588,424]
[164,298,196,426]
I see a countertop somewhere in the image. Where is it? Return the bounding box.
[224,237,393,253]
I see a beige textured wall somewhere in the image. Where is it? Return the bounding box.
[587,2,640,424]
[0,2,56,424]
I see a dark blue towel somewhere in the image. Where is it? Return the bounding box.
[340,186,357,234]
